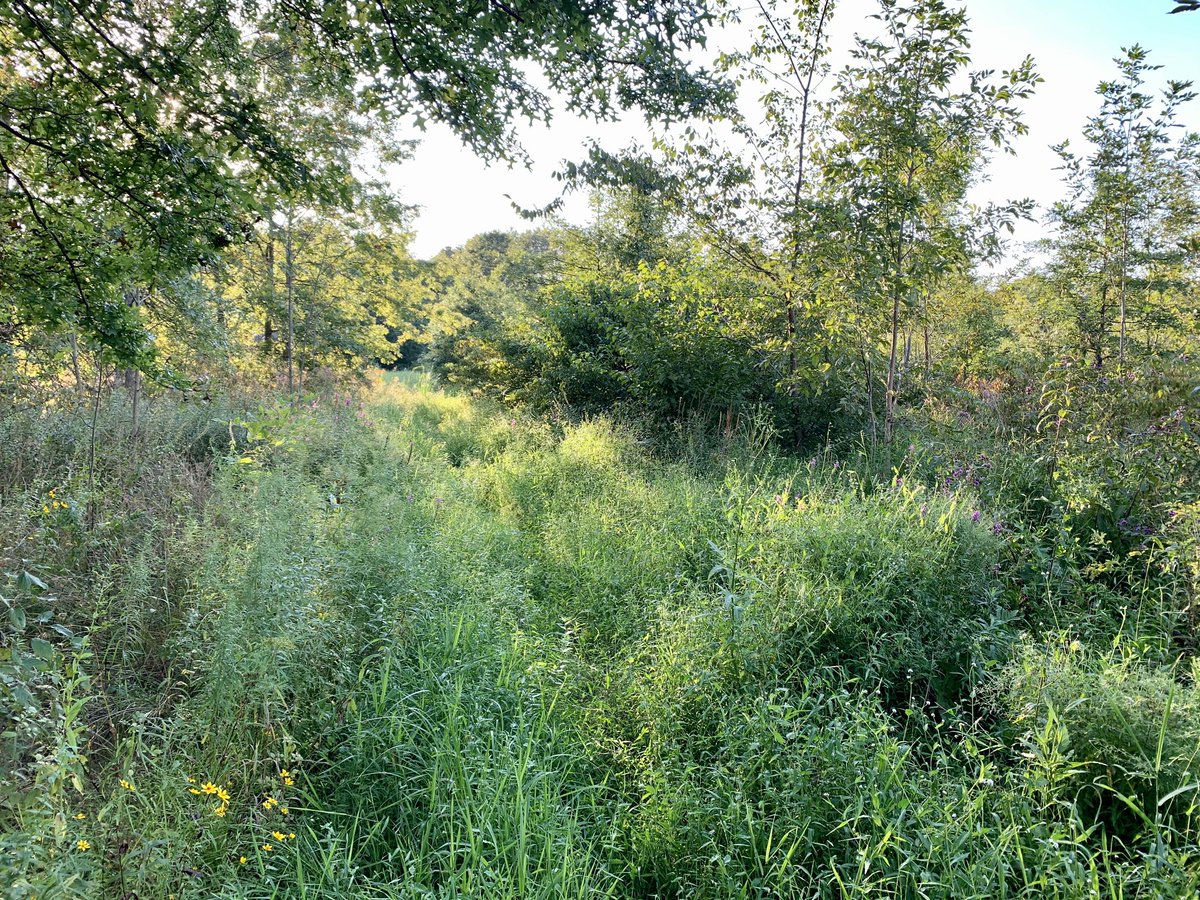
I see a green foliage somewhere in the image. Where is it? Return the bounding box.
[3,1,1200,896]
[1,0,726,370]
[1049,47,1199,369]
[423,193,850,445]
[4,377,1199,897]
[1002,640,1200,832]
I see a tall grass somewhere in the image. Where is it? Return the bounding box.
[1,373,1197,898]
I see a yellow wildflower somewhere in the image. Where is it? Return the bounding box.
[42,505,50,514]
[49,490,56,498]
[261,843,273,852]
[239,856,247,865]
[119,779,135,792]
[288,833,295,840]
[215,787,230,802]
[76,840,91,852]
[201,782,220,795]
[73,813,86,821]
[262,796,278,810]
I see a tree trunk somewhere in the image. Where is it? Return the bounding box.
[778,0,832,401]
[884,284,902,444]
[284,209,295,393]
[1118,220,1129,367]
[862,348,877,445]
[120,287,142,435]
[264,210,276,355]
[70,333,84,394]
[786,294,797,389]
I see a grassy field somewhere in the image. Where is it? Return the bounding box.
[2,372,1198,898]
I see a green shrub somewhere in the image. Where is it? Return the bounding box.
[1001,639,1200,833]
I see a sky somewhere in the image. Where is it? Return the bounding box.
[391,0,1200,261]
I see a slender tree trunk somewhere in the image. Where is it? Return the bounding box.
[786,294,797,387]
[70,333,83,394]
[1118,217,1129,367]
[1118,102,1132,368]
[297,296,306,396]
[264,209,276,355]
[284,209,295,393]
[771,0,833,398]
[1096,282,1108,369]
[129,369,139,436]
[120,287,142,435]
[884,283,902,445]
[862,347,877,445]
[87,363,103,531]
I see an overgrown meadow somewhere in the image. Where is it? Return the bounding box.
[3,0,1199,895]
[3,371,1197,898]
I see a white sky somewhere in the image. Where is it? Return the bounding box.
[391,0,1200,261]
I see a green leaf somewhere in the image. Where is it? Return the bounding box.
[18,571,48,593]
[9,684,37,710]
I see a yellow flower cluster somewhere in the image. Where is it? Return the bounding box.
[119,778,135,792]
[254,769,299,858]
[188,777,231,817]
[42,503,64,514]
[260,831,295,853]
[263,769,295,811]
[41,489,68,516]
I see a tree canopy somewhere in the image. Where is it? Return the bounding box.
[0,0,727,370]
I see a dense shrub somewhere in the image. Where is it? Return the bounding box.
[1002,640,1200,831]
